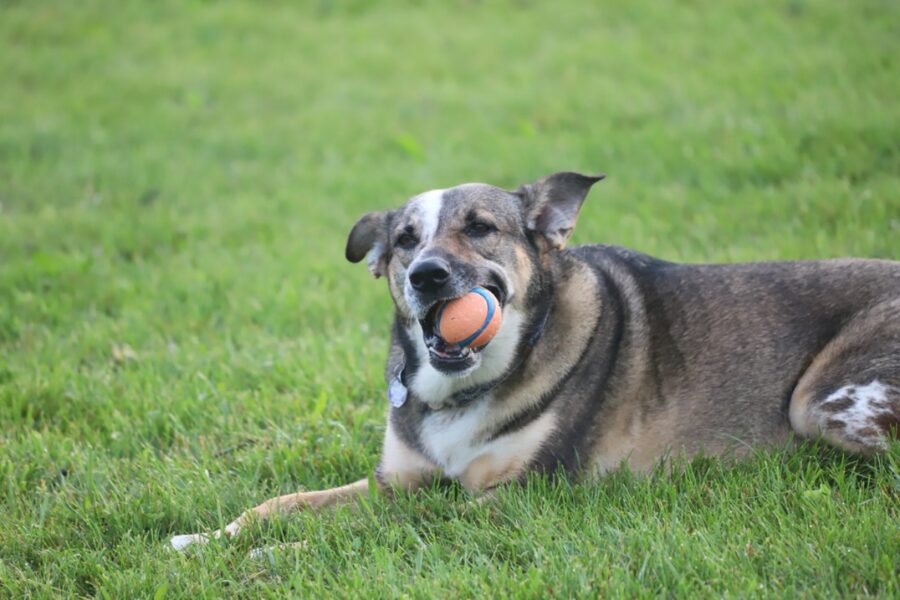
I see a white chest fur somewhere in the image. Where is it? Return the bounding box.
[420,399,492,476]
[420,399,556,487]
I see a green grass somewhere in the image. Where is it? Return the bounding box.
[2,0,899,596]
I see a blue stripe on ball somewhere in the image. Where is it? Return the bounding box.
[456,287,496,348]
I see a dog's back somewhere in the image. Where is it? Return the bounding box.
[568,245,900,470]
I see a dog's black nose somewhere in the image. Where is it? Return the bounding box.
[409,258,451,293]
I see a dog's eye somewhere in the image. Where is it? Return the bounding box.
[465,221,496,237]
[395,232,418,249]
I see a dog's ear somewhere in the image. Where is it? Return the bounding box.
[346,211,391,278]
[515,172,606,250]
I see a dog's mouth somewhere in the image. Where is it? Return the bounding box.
[418,284,506,374]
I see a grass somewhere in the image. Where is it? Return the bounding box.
[1,0,898,596]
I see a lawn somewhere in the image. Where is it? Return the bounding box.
[1,0,898,596]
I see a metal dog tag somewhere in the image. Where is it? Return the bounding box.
[388,373,408,408]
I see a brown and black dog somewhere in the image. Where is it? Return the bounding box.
[173,171,899,551]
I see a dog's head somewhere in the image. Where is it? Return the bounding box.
[346,171,604,394]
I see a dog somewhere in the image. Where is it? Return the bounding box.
[172,171,900,551]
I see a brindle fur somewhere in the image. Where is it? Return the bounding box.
[172,171,900,552]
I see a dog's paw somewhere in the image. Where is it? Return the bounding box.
[170,523,240,553]
[170,533,210,552]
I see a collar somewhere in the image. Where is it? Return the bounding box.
[526,300,552,348]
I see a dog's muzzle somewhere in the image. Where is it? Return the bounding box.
[415,283,507,375]
[405,254,509,374]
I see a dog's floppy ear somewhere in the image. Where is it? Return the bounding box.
[516,171,606,250]
[346,211,391,278]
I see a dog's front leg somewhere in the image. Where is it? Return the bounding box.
[170,422,438,552]
[169,479,374,551]
[227,478,375,535]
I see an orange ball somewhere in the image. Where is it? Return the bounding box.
[435,287,502,348]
